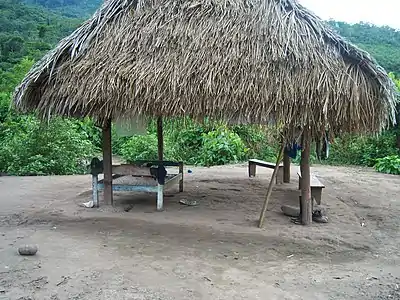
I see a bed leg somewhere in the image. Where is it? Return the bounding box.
[157,184,164,211]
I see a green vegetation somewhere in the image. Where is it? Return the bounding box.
[0,0,81,70]
[329,21,400,75]
[116,122,276,167]
[0,116,95,175]
[0,1,399,175]
[374,155,400,175]
[0,0,93,175]
[325,131,399,167]
[197,127,248,166]
[23,0,101,18]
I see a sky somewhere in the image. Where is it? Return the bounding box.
[298,0,400,29]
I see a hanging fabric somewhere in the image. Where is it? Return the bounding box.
[285,142,302,159]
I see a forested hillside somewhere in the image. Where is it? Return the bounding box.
[0,1,399,176]
[329,21,400,75]
[4,1,400,75]
[0,0,80,72]
[23,0,102,17]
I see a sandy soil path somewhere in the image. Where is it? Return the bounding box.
[0,164,399,299]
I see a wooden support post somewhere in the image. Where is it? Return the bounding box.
[300,128,312,225]
[258,143,285,228]
[283,152,291,183]
[157,117,163,161]
[102,119,113,206]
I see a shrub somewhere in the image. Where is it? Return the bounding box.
[231,124,280,161]
[120,134,160,162]
[326,132,398,166]
[374,155,400,175]
[0,92,11,124]
[75,117,102,149]
[171,127,205,164]
[0,116,95,175]
[120,134,177,162]
[199,127,248,166]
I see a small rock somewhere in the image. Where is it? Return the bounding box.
[18,245,38,256]
[281,205,300,217]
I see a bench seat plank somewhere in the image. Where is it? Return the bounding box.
[249,159,283,168]
[248,159,284,184]
[297,171,325,188]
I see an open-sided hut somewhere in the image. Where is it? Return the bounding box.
[13,0,397,224]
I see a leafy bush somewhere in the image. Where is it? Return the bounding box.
[171,127,205,164]
[199,127,248,166]
[0,92,10,124]
[326,132,399,166]
[74,117,102,149]
[374,155,400,175]
[231,124,279,161]
[120,134,177,162]
[120,134,159,162]
[0,116,95,175]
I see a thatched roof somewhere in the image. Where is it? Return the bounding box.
[13,0,398,138]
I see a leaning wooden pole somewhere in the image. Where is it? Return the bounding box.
[157,116,164,161]
[300,128,312,225]
[258,143,285,228]
[102,119,113,206]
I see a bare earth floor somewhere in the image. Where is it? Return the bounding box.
[0,164,399,300]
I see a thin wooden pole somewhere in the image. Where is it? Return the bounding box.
[258,143,285,228]
[157,117,163,161]
[283,152,291,183]
[300,128,312,225]
[102,119,113,206]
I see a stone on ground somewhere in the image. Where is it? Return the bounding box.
[18,245,38,256]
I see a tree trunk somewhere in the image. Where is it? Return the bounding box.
[300,128,312,225]
[102,119,113,206]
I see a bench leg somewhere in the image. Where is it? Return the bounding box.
[249,163,256,177]
[276,167,284,185]
[298,177,302,190]
[311,187,322,205]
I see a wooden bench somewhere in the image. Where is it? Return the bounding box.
[297,170,325,205]
[248,159,284,184]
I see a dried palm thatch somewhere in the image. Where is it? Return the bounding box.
[13,0,398,139]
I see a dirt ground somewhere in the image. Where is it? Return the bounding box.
[0,164,400,300]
